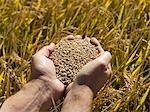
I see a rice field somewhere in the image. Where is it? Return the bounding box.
[0,0,150,111]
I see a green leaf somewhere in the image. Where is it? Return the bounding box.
[136,88,150,111]
[126,49,137,66]
[117,0,126,24]
[0,71,4,83]
[135,50,143,66]
[105,0,112,10]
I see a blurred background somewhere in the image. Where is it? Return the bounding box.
[0,0,150,111]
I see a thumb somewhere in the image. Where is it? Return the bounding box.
[36,43,55,57]
[79,51,112,75]
[95,51,112,67]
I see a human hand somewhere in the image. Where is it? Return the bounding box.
[75,51,112,94]
[66,36,112,95]
[0,43,66,112]
[31,43,65,97]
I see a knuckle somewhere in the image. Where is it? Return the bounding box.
[32,54,38,60]
[105,51,112,58]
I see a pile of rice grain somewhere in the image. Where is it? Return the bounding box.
[49,38,99,85]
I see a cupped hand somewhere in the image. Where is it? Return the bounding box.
[31,43,56,80]
[75,51,112,94]
[65,35,112,95]
[31,43,65,96]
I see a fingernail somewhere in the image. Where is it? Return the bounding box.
[75,35,82,39]
[50,42,55,46]
[64,35,74,40]
[48,43,55,50]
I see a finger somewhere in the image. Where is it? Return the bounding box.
[108,63,113,74]
[65,82,74,94]
[105,67,111,78]
[96,45,104,53]
[63,35,75,40]
[36,43,55,57]
[85,37,90,42]
[90,37,104,53]
[96,51,112,66]
[105,64,113,78]
[75,35,82,39]
[90,38,100,46]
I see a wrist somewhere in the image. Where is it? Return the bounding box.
[62,84,93,112]
[68,84,94,99]
[29,77,64,111]
[38,75,65,100]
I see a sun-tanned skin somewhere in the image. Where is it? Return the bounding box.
[0,43,65,112]
[0,35,112,112]
[61,35,112,112]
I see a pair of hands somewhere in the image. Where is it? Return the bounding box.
[31,35,112,98]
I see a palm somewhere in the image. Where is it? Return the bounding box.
[31,44,65,94]
[31,54,56,80]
